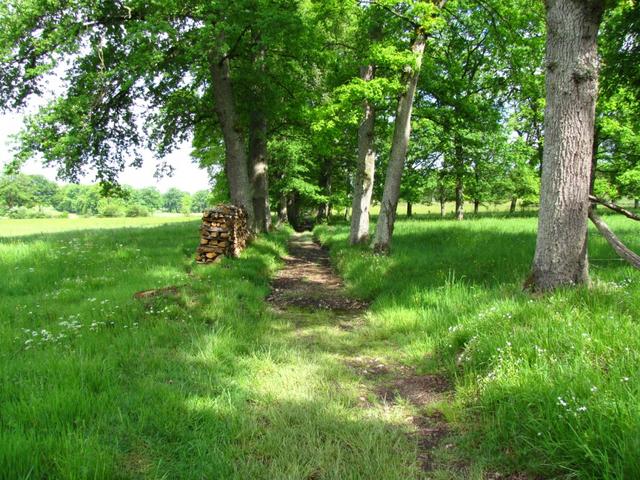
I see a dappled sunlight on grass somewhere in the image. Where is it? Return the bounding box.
[1,218,429,478]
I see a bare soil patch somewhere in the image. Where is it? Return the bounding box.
[267,233,367,312]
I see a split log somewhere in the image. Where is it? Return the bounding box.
[195,204,250,263]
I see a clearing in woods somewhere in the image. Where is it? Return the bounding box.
[268,232,458,477]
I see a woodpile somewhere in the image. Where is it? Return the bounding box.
[195,205,250,263]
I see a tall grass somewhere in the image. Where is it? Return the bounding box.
[1,219,420,479]
[315,214,640,479]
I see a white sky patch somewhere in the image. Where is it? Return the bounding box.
[0,112,210,194]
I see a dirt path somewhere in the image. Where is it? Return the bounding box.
[267,232,453,476]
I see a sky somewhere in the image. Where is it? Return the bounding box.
[0,112,211,194]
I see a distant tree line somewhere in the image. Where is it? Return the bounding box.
[0,174,213,218]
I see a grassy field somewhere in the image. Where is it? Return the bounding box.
[3,213,640,479]
[0,214,199,237]
[315,212,640,479]
[0,218,421,479]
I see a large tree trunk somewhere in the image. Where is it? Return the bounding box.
[350,64,377,245]
[210,45,254,225]
[249,107,271,233]
[473,199,479,214]
[407,201,413,217]
[510,197,517,213]
[372,34,426,253]
[528,0,605,291]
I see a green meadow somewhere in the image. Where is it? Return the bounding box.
[0,218,418,479]
[1,213,639,479]
[315,212,640,479]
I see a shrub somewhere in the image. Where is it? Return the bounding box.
[98,203,125,217]
[6,207,53,219]
[7,207,30,219]
[125,204,150,217]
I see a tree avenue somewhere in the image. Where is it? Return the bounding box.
[1,0,639,289]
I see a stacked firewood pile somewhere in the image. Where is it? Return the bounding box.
[195,205,250,263]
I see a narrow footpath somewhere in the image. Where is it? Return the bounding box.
[267,232,453,477]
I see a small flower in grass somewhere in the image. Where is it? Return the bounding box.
[590,386,598,393]
[621,377,630,382]
[577,406,587,413]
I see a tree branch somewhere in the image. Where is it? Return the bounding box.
[589,195,640,222]
[589,208,640,270]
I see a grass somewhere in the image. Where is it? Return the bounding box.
[314,212,640,479]
[0,215,198,237]
[0,217,420,479]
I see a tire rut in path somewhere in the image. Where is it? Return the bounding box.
[267,232,452,475]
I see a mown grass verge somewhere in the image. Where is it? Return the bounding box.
[315,214,640,479]
[1,219,422,479]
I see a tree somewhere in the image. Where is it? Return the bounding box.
[191,190,212,213]
[0,0,338,233]
[528,0,607,291]
[29,175,59,208]
[0,174,36,209]
[349,7,383,245]
[163,188,187,213]
[133,187,163,212]
[372,0,448,254]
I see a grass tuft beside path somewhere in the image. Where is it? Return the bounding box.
[315,214,640,479]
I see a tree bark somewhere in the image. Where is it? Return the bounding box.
[473,199,479,214]
[528,0,605,291]
[372,34,426,253]
[249,107,271,233]
[454,142,464,221]
[287,192,301,231]
[275,194,288,228]
[350,64,377,245]
[440,199,445,217]
[407,201,413,217]
[210,42,254,225]
[635,199,639,209]
[317,159,332,223]
[455,175,464,221]
[510,197,517,213]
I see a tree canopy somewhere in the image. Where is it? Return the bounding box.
[1,0,639,283]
